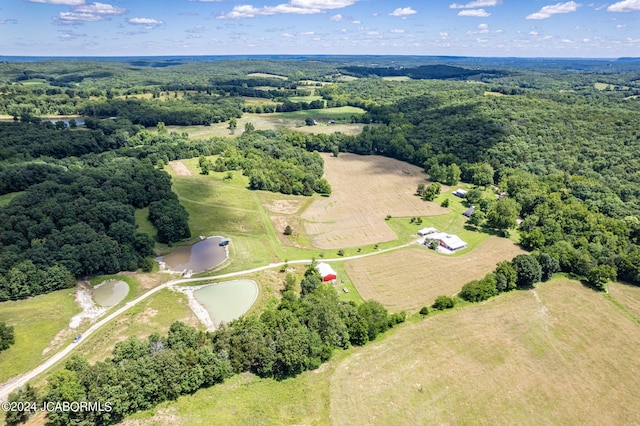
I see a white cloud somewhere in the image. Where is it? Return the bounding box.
[529,30,539,35]
[391,28,405,33]
[439,31,449,39]
[219,0,358,18]
[389,7,417,17]
[330,14,343,21]
[74,2,125,15]
[281,32,293,37]
[352,20,361,24]
[28,0,85,5]
[300,31,314,35]
[526,2,581,20]
[450,0,501,8]
[616,24,626,28]
[458,9,490,16]
[478,23,489,33]
[562,38,574,42]
[0,19,19,24]
[58,12,105,22]
[607,0,640,12]
[367,31,379,35]
[129,17,164,25]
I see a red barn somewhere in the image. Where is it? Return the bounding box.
[316,262,337,282]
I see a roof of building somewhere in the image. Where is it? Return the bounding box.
[428,232,467,250]
[418,227,438,235]
[316,262,337,278]
[463,206,475,217]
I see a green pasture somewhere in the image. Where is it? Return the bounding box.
[0,289,80,383]
[276,106,365,121]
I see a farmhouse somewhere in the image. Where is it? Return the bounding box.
[427,232,467,251]
[453,188,468,198]
[418,227,438,236]
[316,262,337,282]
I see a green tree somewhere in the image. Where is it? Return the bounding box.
[4,384,38,426]
[459,274,498,302]
[0,321,15,351]
[446,163,461,185]
[422,182,441,201]
[431,295,455,310]
[244,122,255,134]
[486,198,520,234]
[512,254,542,289]
[470,162,494,187]
[586,264,617,291]
[494,261,517,292]
[537,252,560,281]
[228,117,237,134]
[284,225,293,235]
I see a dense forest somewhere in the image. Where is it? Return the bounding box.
[4,267,405,426]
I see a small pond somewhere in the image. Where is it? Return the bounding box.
[157,237,228,274]
[194,280,258,326]
[92,280,129,307]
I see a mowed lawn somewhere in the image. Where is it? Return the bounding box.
[0,289,80,383]
[330,279,640,425]
[345,239,525,312]
[301,153,448,249]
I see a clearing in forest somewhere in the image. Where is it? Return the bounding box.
[301,153,447,249]
[344,238,525,312]
[330,279,640,425]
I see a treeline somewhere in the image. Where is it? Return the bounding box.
[0,158,189,301]
[0,120,135,163]
[339,64,504,80]
[5,267,405,426]
[81,98,243,127]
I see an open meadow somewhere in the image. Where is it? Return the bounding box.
[0,289,79,384]
[301,153,448,249]
[329,279,640,425]
[121,278,640,425]
[163,107,365,139]
[345,240,525,312]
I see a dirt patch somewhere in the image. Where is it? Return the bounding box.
[301,153,447,249]
[263,199,303,214]
[170,160,191,176]
[345,238,525,312]
[171,285,216,331]
[69,281,106,329]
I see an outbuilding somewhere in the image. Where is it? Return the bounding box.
[453,188,468,198]
[316,262,337,282]
[463,206,475,218]
[427,232,467,251]
[418,227,438,236]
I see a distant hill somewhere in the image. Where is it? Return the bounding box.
[338,64,506,80]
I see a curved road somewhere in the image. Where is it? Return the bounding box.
[0,241,415,401]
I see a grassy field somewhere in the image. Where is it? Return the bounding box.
[123,278,640,425]
[163,107,366,140]
[329,278,640,425]
[76,288,199,364]
[166,158,320,274]
[301,153,447,249]
[0,289,80,384]
[344,239,525,312]
[607,281,640,322]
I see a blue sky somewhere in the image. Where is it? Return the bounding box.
[1,0,638,57]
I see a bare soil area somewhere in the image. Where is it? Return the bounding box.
[170,160,192,176]
[301,153,447,249]
[345,238,525,311]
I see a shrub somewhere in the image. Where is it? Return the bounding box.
[459,274,498,302]
[283,225,293,235]
[419,306,429,316]
[432,295,455,310]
